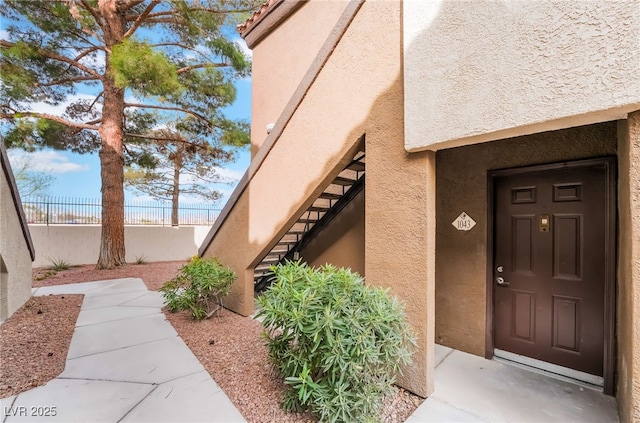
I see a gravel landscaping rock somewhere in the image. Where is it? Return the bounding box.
[0,294,83,398]
[1,261,423,422]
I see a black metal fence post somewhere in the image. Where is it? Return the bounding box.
[21,197,220,226]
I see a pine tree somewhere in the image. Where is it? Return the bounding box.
[0,0,256,268]
[124,126,247,226]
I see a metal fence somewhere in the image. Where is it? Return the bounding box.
[22,196,221,226]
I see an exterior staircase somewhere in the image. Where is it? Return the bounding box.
[254,149,365,291]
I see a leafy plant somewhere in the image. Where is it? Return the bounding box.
[134,255,148,265]
[160,256,236,320]
[256,261,416,423]
[49,258,70,271]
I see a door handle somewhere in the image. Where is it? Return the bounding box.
[496,276,510,287]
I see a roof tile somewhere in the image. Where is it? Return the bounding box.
[237,0,278,34]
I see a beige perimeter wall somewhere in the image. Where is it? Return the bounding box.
[29,225,210,267]
[0,173,32,322]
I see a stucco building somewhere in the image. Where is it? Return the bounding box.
[200,1,640,421]
[0,141,35,322]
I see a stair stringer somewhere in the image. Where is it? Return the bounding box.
[253,152,365,292]
[199,136,364,316]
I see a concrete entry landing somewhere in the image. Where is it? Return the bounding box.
[407,345,619,422]
[1,278,245,423]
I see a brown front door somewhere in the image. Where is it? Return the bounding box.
[493,160,612,377]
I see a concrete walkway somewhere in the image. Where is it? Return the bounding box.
[406,345,619,422]
[1,278,245,423]
[1,278,621,423]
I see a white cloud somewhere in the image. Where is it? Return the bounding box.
[8,150,90,174]
[0,30,9,40]
[215,166,243,182]
[234,38,252,58]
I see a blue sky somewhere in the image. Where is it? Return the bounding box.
[9,77,252,207]
[2,21,253,209]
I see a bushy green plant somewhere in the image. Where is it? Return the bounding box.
[160,256,236,320]
[256,260,416,423]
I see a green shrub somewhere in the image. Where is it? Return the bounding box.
[49,258,70,271]
[160,256,236,320]
[256,260,416,423]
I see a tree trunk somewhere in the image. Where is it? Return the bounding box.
[171,150,182,226]
[96,0,126,269]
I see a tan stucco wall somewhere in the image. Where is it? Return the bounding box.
[617,112,640,423]
[403,1,640,151]
[249,0,349,155]
[366,125,435,398]
[204,0,434,397]
[29,225,210,267]
[301,188,365,275]
[435,122,617,356]
[0,172,32,322]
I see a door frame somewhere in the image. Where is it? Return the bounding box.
[485,156,617,395]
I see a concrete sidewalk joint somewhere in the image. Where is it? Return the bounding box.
[2,278,245,423]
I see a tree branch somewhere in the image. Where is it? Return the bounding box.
[0,40,103,80]
[124,103,211,126]
[125,133,211,152]
[119,0,146,12]
[125,133,218,153]
[128,6,256,21]
[89,91,104,111]
[134,17,182,25]
[78,0,104,27]
[0,111,99,131]
[74,46,105,64]
[39,76,100,87]
[176,63,228,74]
[152,43,214,63]
[126,133,184,142]
[123,0,160,38]
[68,0,101,38]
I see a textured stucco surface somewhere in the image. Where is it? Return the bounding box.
[435,122,617,357]
[0,170,32,322]
[202,1,434,396]
[249,0,349,156]
[29,225,211,267]
[403,0,640,151]
[616,113,640,423]
[367,120,435,398]
[301,189,365,276]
